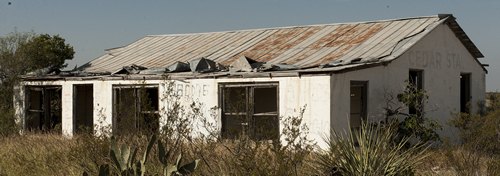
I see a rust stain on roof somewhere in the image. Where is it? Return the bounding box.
[259,26,322,63]
[310,24,355,49]
[240,27,307,62]
[79,15,474,74]
[313,23,386,65]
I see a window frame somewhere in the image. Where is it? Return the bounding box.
[25,85,62,132]
[218,82,279,140]
[408,69,424,115]
[112,84,160,135]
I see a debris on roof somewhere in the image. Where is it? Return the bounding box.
[139,67,168,74]
[22,14,486,80]
[26,67,61,76]
[229,56,263,72]
[113,64,147,74]
[258,63,299,71]
[188,57,218,73]
[85,15,476,74]
[166,61,190,73]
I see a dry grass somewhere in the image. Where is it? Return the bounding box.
[0,134,315,175]
[1,133,499,175]
[416,147,500,176]
[0,133,91,176]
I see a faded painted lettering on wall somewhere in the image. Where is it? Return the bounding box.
[408,50,462,69]
[174,83,209,97]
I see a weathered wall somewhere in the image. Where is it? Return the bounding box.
[331,23,486,142]
[15,76,332,147]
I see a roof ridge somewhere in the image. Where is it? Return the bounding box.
[147,15,440,37]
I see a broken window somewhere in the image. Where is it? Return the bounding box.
[74,84,94,134]
[409,70,424,115]
[460,73,471,113]
[112,85,159,135]
[25,86,62,132]
[219,83,279,140]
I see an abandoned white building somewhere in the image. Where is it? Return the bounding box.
[14,14,487,147]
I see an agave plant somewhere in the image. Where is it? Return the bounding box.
[158,139,199,176]
[84,135,157,176]
[316,122,430,176]
[110,134,157,176]
[83,134,200,176]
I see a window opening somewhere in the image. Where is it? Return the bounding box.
[25,86,62,132]
[220,83,279,140]
[113,85,159,135]
[409,70,424,115]
[74,84,94,134]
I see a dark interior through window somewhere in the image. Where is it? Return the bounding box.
[409,70,423,115]
[74,84,94,134]
[460,73,471,113]
[25,86,62,132]
[113,86,159,135]
[220,83,279,140]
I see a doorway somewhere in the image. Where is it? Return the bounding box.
[460,73,471,113]
[74,84,94,134]
[350,81,367,133]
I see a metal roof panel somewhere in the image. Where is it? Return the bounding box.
[79,15,484,73]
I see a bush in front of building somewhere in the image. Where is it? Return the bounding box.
[383,81,442,145]
[315,122,430,176]
[434,92,500,175]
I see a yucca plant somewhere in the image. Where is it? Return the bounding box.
[316,122,429,176]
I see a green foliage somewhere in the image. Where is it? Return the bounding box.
[0,31,34,136]
[96,135,156,176]
[450,109,500,155]
[0,31,74,136]
[86,134,199,176]
[392,113,441,143]
[317,122,429,176]
[443,93,500,175]
[385,81,441,144]
[157,139,199,176]
[18,34,74,70]
[190,106,316,175]
[486,92,500,113]
[0,109,17,136]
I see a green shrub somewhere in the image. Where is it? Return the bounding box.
[316,122,429,176]
[0,108,17,136]
[450,110,500,155]
[384,81,441,145]
[192,108,316,175]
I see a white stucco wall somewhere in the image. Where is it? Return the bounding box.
[16,76,332,147]
[330,23,486,142]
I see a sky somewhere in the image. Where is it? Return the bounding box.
[0,0,498,91]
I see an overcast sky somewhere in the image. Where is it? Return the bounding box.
[1,0,498,91]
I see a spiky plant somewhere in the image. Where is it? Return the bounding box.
[316,122,429,176]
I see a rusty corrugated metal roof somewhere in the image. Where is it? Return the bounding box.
[79,14,483,74]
